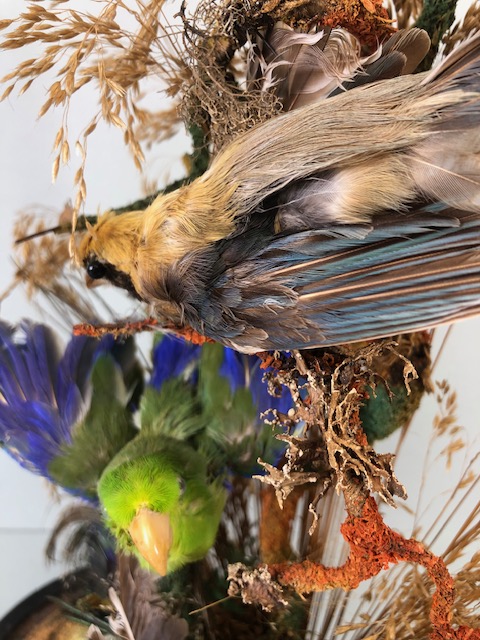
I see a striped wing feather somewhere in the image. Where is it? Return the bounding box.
[192,212,480,351]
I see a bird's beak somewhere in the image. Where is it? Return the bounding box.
[85,275,105,288]
[129,508,173,576]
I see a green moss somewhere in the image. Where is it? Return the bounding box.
[415,0,457,71]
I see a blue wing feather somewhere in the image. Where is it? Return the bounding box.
[182,210,480,351]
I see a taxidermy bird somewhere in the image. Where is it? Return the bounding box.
[78,28,480,353]
[97,336,292,576]
[0,321,291,575]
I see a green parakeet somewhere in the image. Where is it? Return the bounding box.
[97,337,291,575]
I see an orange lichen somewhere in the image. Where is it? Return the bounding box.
[73,318,159,338]
[168,325,216,345]
[269,497,480,639]
[73,319,215,345]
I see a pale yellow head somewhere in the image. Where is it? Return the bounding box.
[77,181,237,300]
[80,211,143,273]
[77,190,191,298]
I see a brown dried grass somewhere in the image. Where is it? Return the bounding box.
[6,203,114,327]
[443,0,480,55]
[389,0,423,29]
[0,1,187,231]
[0,0,282,233]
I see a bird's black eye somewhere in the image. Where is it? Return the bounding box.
[86,260,107,280]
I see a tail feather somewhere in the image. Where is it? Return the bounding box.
[335,27,431,92]
[248,25,368,110]
[381,27,431,74]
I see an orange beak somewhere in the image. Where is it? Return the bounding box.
[129,508,173,576]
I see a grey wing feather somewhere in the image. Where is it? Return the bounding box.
[181,212,480,352]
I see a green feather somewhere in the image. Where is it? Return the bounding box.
[48,355,137,496]
[140,379,207,441]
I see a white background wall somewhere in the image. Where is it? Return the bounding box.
[0,0,478,621]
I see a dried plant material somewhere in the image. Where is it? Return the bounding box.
[430,380,467,470]
[228,562,289,611]
[451,552,480,625]
[235,339,478,635]
[257,448,327,507]
[254,0,394,46]
[174,0,394,151]
[388,0,423,29]
[173,0,282,152]
[0,1,185,224]
[434,380,459,437]
[74,317,160,338]
[231,497,480,639]
[0,0,397,223]
[443,1,480,55]
[73,317,216,346]
[334,411,480,639]
[414,0,458,72]
[12,207,72,288]
[257,342,410,520]
[3,2,480,638]
[270,497,440,589]
[135,105,183,150]
[6,205,110,327]
[202,478,305,636]
[358,331,432,442]
[340,549,480,639]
